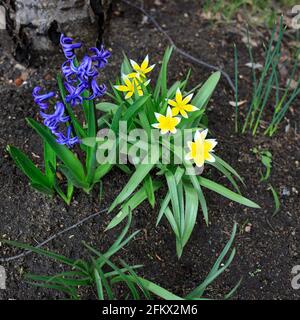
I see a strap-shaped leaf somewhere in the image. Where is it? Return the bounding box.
[27,118,86,183]
[123,95,150,121]
[96,102,119,113]
[109,163,155,213]
[182,182,199,247]
[106,180,162,230]
[7,145,51,188]
[198,176,260,208]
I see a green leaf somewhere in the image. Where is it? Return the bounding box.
[59,164,89,189]
[180,71,221,128]
[109,163,154,213]
[214,155,245,186]
[154,46,174,101]
[30,182,53,195]
[27,118,86,183]
[188,173,208,225]
[198,176,260,208]
[123,95,150,121]
[93,164,113,183]
[4,240,76,268]
[106,180,161,230]
[156,167,185,226]
[7,145,52,189]
[182,182,199,247]
[130,276,183,300]
[44,141,56,185]
[268,184,280,216]
[96,102,119,113]
[143,175,155,208]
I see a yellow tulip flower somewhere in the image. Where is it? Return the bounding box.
[185,129,217,167]
[152,107,181,135]
[168,88,198,118]
[128,55,155,79]
[114,75,143,99]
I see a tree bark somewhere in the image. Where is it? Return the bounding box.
[0,0,112,63]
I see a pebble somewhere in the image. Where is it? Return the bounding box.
[245,223,252,233]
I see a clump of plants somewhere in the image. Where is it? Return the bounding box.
[7,35,259,258]
[4,215,239,300]
[234,18,300,136]
[94,47,259,256]
[7,34,112,204]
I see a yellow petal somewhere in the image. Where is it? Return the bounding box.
[127,72,138,79]
[166,106,173,118]
[130,59,140,72]
[171,107,180,116]
[141,55,149,70]
[182,93,193,104]
[175,88,182,103]
[195,157,204,167]
[160,129,169,135]
[205,139,218,150]
[125,91,133,99]
[144,64,155,73]
[123,76,132,88]
[154,112,162,120]
[173,117,181,126]
[114,85,129,92]
[184,104,198,112]
[168,99,177,107]
[180,110,188,118]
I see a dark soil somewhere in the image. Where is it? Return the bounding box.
[0,0,299,300]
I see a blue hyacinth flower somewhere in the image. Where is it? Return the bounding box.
[55,126,79,147]
[90,46,111,69]
[87,79,106,100]
[60,34,82,60]
[32,86,55,110]
[40,101,69,134]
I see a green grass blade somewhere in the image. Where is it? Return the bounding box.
[198,177,260,208]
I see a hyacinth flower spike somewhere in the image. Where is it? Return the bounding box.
[90,46,111,68]
[40,101,69,134]
[128,54,155,79]
[168,88,198,118]
[60,34,82,60]
[32,86,55,110]
[152,106,181,134]
[55,126,79,147]
[185,129,217,167]
[64,82,87,106]
[87,79,106,100]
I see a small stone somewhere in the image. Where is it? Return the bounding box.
[245,223,252,233]
[281,186,290,196]
[184,13,189,18]
[14,78,24,86]
[292,187,298,195]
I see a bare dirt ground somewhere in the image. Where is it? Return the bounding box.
[0,0,299,299]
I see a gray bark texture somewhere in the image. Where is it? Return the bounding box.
[0,0,112,62]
